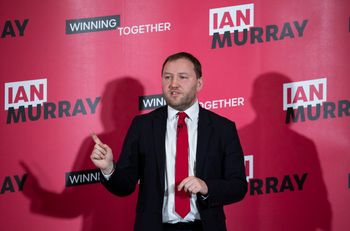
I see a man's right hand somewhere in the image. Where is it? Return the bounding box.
[90,133,114,175]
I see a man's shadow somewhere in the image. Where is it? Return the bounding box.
[229,72,332,231]
[21,77,144,231]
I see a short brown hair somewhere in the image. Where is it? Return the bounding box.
[161,52,202,78]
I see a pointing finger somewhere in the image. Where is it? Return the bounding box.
[91,133,103,145]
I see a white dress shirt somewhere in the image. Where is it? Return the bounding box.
[162,101,200,223]
[102,101,201,223]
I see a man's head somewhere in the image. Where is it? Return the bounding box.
[161,52,202,79]
[161,52,203,111]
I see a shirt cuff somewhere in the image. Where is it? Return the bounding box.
[200,194,209,200]
[101,168,115,181]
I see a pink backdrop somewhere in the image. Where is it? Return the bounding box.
[1,0,349,230]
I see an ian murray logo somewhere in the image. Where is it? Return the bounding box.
[209,3,308,49]
[249,173,308,196]
[4,78,101,124]
[5,78,48,110]
[244,155,254,182]
[283,78,350,123]
[66,15,120,34]
[1,19,29,38]
[1,174,27,195]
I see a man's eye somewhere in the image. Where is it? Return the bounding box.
[180,76,188,79]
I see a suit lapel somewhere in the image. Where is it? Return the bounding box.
[153,106,167,192]
[196,107,213,178]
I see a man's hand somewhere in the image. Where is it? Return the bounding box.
[90,133,114,174]
[177,176,208,195]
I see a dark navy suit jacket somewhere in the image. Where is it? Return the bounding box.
[101,105,247,231]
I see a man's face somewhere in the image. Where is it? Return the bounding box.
[162,58,203,111]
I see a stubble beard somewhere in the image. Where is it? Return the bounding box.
[163,92,197,111]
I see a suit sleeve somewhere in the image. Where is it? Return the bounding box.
[100,116,141,196]
[198,121,247,208]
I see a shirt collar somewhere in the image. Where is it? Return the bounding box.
[167,100,199,121]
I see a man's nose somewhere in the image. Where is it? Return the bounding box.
[169,77,179,88]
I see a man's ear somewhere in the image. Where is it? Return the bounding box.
[197,78,203,92]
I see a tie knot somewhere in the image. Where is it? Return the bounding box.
[177,112,187,122]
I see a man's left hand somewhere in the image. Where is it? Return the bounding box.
[178,176,208,195]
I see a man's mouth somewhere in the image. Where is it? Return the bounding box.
[170,91,181,96]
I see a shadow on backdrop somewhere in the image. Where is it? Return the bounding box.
[21,77,144,231]
[233,72,332,231]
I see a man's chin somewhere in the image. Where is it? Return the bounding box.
[166,101,183,111]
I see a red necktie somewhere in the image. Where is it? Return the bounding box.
[175,112,190,218]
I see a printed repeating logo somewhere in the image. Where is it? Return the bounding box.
[139,94,166,110]
[249,173,308,196]
[66,15,120,34]
[244,155,254,182]
[244,155,308,196]
[209,3,308,49]
[1,174,27,195]
[209,4,254,35]
[5,79,47,110]
[4,78,101,124]
[66,169,101,187]
[139,94,245,111]
[1,19,29,38]
[283,78,327,110]
[118,22,171,36]
[283,78,349,123]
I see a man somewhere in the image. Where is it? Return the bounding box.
[90,52,247,231]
